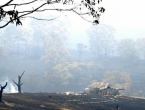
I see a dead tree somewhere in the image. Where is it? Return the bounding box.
[0,82,7,102]
[12,71,25,93]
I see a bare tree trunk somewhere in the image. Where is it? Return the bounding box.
[0,82,7,102]
[12,71,25,93]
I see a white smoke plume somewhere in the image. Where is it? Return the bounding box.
[0,78,18,93]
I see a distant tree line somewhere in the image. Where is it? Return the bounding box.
[0,22,145,96]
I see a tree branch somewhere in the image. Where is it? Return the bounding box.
[17,3,47,18]
[1,82,7,89]
[72,9,93,23]
[6,0,39,7]
[0,3,47,28]
[0,0,105,28]
[12,79,18,86]
[23,15,61,21]
[20,71,25,78]
[1,0,14,8]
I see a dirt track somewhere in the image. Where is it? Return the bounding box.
[0,93,145,110]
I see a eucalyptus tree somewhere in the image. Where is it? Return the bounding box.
[117,39,137,61]
[88,24,116,59]
[0,0,105,28]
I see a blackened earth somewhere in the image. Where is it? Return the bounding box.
[0,93,145,110]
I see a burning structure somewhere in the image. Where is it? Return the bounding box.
[85,82,124,95]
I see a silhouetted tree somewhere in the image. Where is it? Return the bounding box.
[12,71,25,93]
[0,82,7,102]
[0,0,105,28]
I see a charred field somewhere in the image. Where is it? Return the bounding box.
[0,93,145,110]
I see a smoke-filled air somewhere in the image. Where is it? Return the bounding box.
[0,0,145,109]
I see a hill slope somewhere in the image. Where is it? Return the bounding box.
[0,93,145,110]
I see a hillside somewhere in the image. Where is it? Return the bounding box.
[0,93,145,110]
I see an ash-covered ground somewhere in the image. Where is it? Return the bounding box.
[0,93,145,110]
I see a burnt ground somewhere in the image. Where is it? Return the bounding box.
[0,93,145,110]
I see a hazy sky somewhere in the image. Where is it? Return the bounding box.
[1,0,145,49]
[101,0,145,40]
[68,0,145,39]
[67,0,145,49]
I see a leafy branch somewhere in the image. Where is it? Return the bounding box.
[0,0,105,28]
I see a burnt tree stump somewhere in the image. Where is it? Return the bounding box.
[12,71,25,93]
[0,82,7,102]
